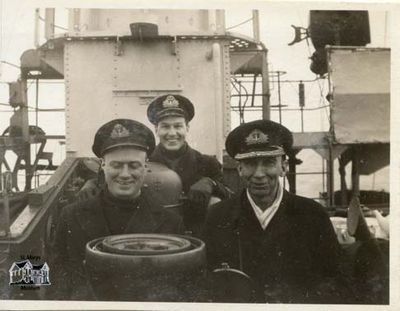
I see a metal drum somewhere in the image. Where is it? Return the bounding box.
[85,233,206,301]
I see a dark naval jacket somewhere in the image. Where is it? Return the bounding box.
[149,143,224,194]
[150,143,230,234]
[204,189,344,303]
[49,189,184,300]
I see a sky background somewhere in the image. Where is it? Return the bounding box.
[0,1,392,197]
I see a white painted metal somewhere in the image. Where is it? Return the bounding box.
[44,8,55,40]
[67,9,226,37]
[34,9,40,48]
[65,38,231,161]
[328,47,390,144]
[252,10,260,43]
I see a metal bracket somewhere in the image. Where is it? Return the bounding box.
[171,36,178,55]
[115,36,123,56]
[288,25,309,46]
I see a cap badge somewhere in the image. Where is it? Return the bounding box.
[111,124,130,139]
[245,129,269,145]
[163,95,180,108]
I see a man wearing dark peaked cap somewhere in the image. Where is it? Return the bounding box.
[204,120,344,303]
[147,94,231,236]
[50,119,184,300]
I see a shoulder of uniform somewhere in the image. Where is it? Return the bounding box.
[286,191,329,217]
[61,195,100,218]
[194,150,221,167]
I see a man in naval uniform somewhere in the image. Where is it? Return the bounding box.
[204,120,344,303]
[147,94,231,236]
[50,119,184,300]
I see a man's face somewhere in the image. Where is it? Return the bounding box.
[238,156,285,201]
[102,147,147,200]
[155,116,189,151]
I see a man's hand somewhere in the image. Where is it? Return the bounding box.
[188,177,215,205]
[185,177,216,222]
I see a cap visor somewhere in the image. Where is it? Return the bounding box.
[102,143,148,156]
[234,147,285,160]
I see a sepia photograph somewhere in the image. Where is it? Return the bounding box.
[0,0,398,310]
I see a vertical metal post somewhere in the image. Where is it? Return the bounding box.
[339,157,348,207]
[261,50,270,120]
[34,78,39,188]
[351,147,360,197]
[212,42,224,163]
[14,79,30,141]
[327,144,335,208]
[0,171,11,237]
[20,79,31,190]
[238,80,243,123]
[44,8,55,40]
[277,72,282,124]
[326,47,335,209]
[34,9,40,47]
[251,74,257,107]
[299,81,305,132]
[24,145,32,191]
[252,10,260,43]
[300,109,304,131]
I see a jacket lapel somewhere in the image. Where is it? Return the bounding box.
[262,190,293,236]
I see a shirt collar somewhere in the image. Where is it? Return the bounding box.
[246,179,284,230]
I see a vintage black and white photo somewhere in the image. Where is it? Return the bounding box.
[0,1,397,309]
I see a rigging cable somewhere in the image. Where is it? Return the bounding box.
[230,79,244,123]
[231,77,249,123]
[37,14,68,31]
[226,17,253,31]
[0,60,19,69]
[0,102,64,112]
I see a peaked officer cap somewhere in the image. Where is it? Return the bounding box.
[92,119,155,157]
[147,94,195,125]
[226,120,293,160]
